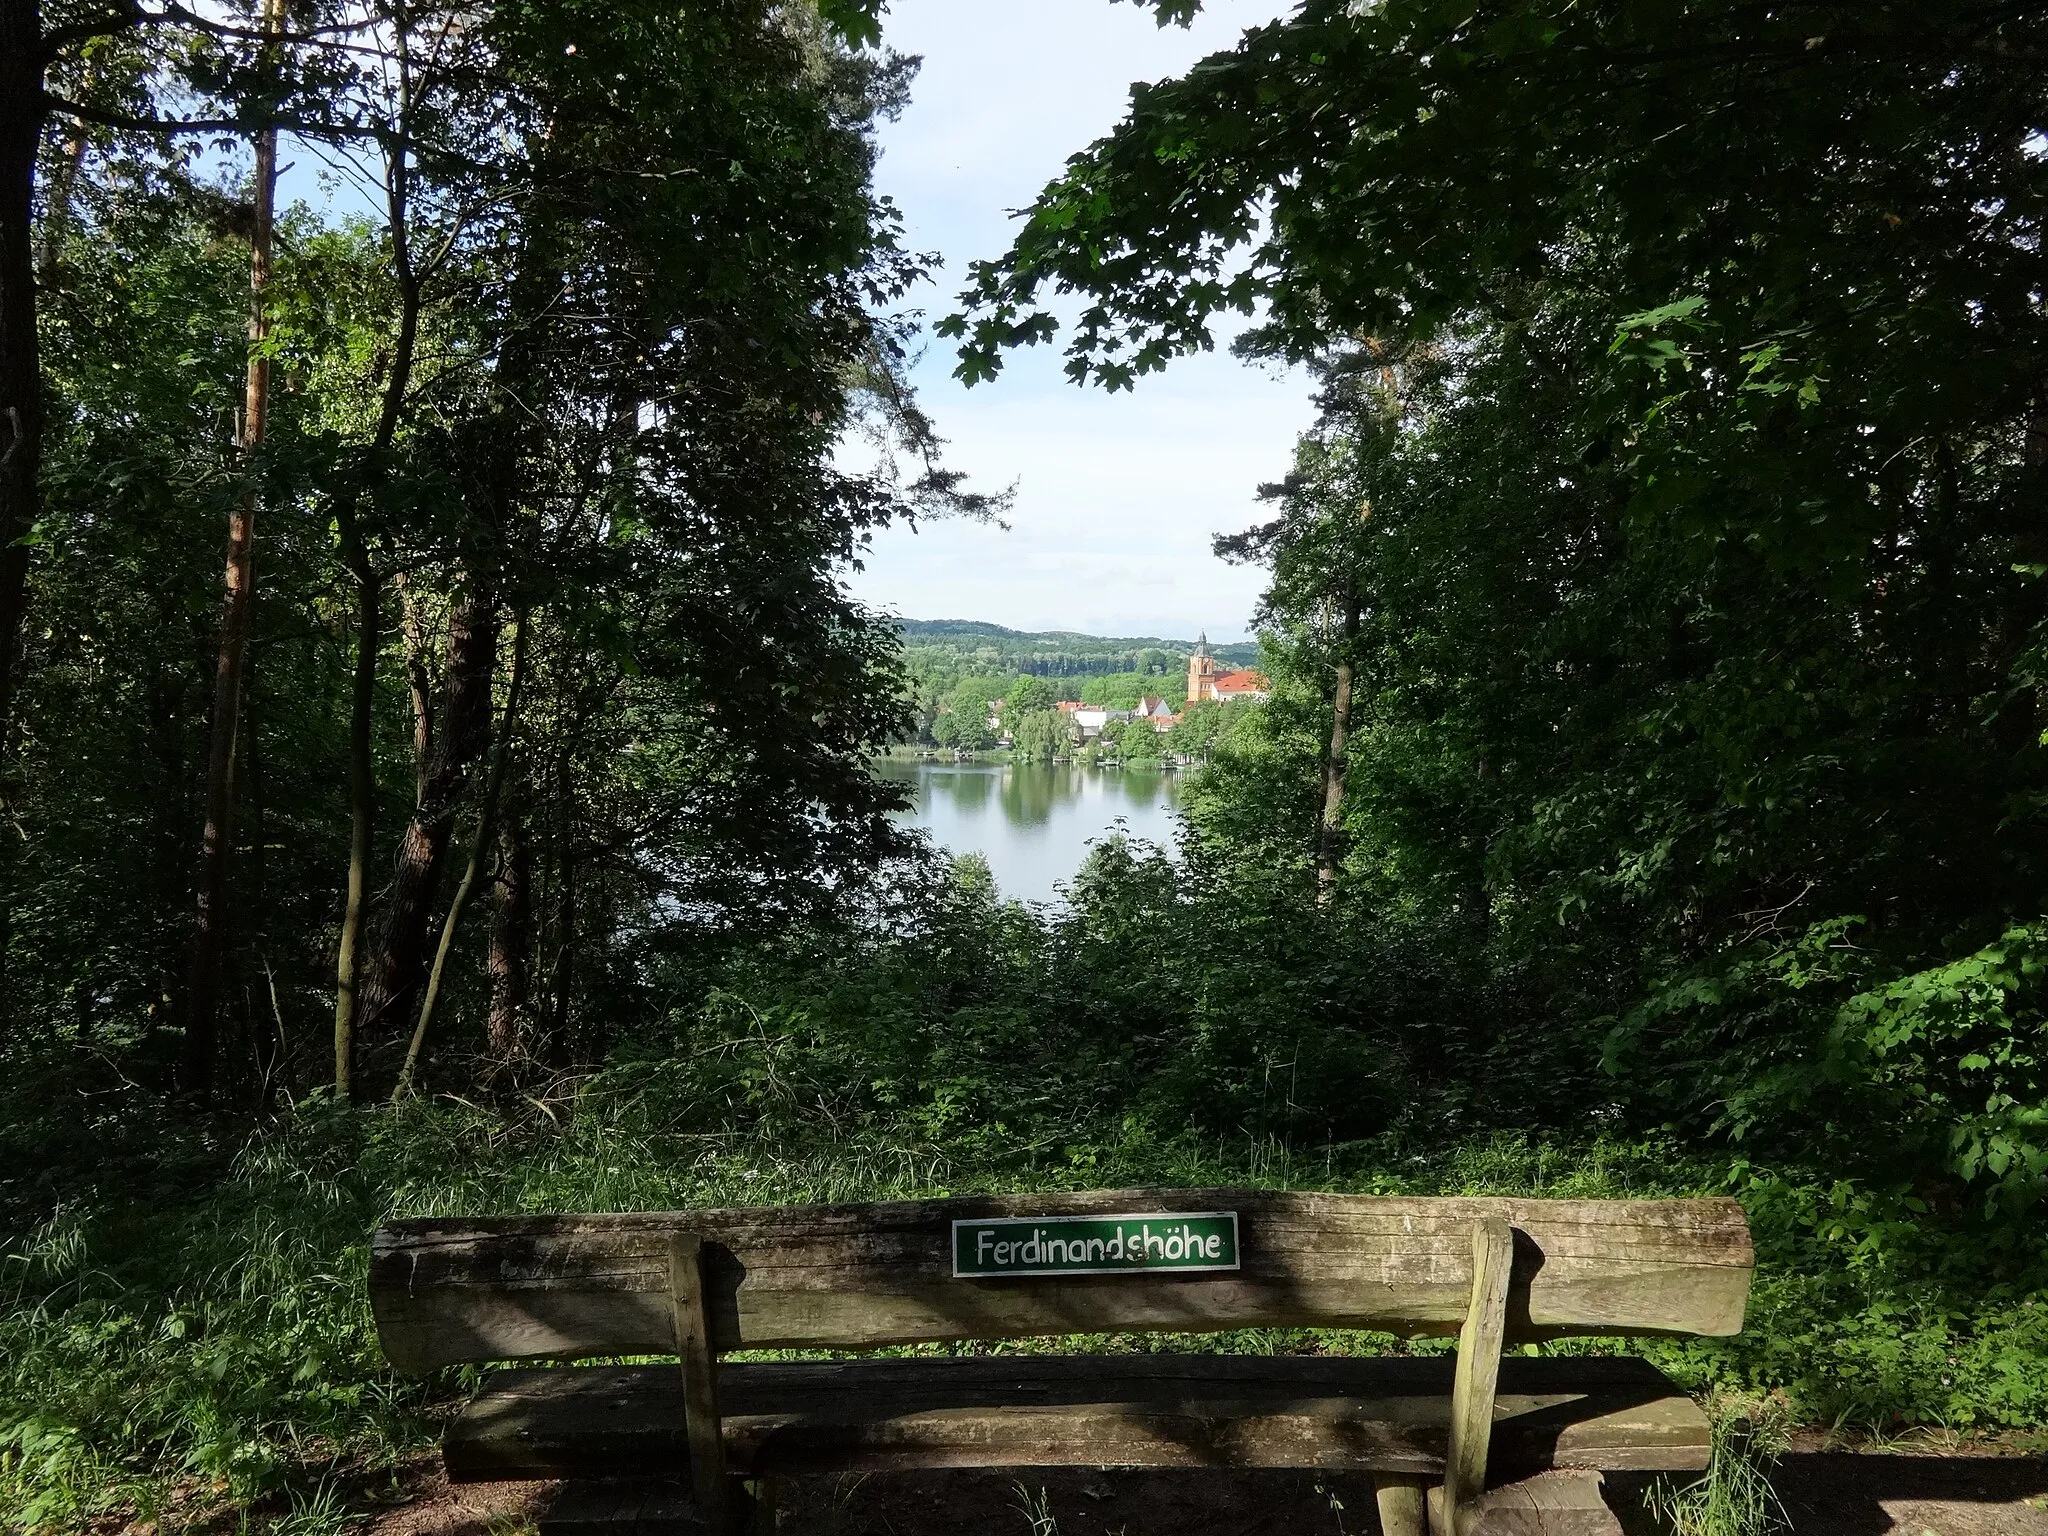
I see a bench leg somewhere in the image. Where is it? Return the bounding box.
[747,1475,779,1535]
[1442,1218,1514,1536]
[1427,1471,1620,1536]
[1375,1473,1428,1536]
[667,1234,727,1531]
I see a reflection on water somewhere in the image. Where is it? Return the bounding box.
[874,757,1182,905]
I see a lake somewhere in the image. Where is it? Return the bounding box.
[874,757,1184,904]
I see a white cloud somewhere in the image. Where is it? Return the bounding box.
[848,0,1309,643]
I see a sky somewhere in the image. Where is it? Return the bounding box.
[843,0,1305,645]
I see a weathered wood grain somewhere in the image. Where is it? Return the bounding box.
[1429,1471,1621,1536]
[442,1355,1711,1481]
[1445,1219,1515,1534]
[666,1236,725,1525]
[370,1190,1752,1371]
[539,1481,706,1536]
[1376,1474,1430,1536]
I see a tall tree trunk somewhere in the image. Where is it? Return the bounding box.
[35,82,91,283]
[488,787,532,1068]
[1314,588,1362,904]
[332,118,423,1096]
[546,746,576,1070]
[395,613,528,1097]
[332,570,378,1097]
[0,0,45,748]
[359,580,497,1039]
[359,191,547,1051]
[183,3,282,1094]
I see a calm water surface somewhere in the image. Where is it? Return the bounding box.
[874,757,1183,905]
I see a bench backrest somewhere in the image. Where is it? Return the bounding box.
[369,1188,1752,1374]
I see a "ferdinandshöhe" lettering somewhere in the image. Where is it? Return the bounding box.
[951,1212,1239,1277]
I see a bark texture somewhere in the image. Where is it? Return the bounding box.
[1315,589,1362,903]
[332,572,379,1096]
[395,612,528,1096]
[546,780,577,1070]
[359,580,499,1038]
[488,796,532,1066]
[0,0,44,741]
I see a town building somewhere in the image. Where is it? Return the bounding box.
[1186,635,1271,704]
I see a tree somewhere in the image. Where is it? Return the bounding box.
[0,0,40,743]
[1219,346,1408,900]
[336,0,959,1080]
[931,708,990,752]
[1080,673,1158,710]
[1167,700,1231,763]
[1010,707,1073,762]
[1107,717,1164,762]
[945,674,1007,737]
[1002,673,1055,720]
[182,0,285,1095]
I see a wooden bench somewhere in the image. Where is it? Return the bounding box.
[369,1188,1753,1535]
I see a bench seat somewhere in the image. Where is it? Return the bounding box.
[448,1353,1709,1482]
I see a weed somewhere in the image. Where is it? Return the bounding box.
[1010,1482,1059,1536]
[267,1475,364,1536]
[1647,1393,1791,1536]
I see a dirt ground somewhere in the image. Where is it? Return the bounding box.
[362,1445,2048,1536]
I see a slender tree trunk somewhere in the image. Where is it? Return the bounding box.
[397,573,434,794]
[332,124,423,1096]
[1314,589,1362,904]
[0,0,45,748]
[332,570,379,1097]
[547,746,576,1069]
[487,784,531,1067]
[183,4,283,1094]
[395,613,529,1097]
[360,185,542,1048]
[36,84,91,284]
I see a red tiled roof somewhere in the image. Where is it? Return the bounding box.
[1213,669,1269,694]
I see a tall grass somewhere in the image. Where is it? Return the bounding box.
[1647,1397,1791,1536]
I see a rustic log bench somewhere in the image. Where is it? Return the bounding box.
[369,1188,1753,1536]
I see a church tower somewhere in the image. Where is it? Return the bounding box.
[1187,632,1219,704]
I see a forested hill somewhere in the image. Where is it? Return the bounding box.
[897,619,1261,677]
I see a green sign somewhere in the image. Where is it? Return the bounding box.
[952,1211,1240,1278]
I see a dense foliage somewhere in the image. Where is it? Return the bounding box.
[4,0,966,1109]
[952,0,2048,1250]
[6,0,2048,1528]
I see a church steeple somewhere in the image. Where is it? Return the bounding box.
[1187,632,1219,704]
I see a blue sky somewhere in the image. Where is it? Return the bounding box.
[844,0,1306,644]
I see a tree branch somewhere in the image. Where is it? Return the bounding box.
[42,94,393,143]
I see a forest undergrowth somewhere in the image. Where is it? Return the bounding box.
[3,976,2043,1532]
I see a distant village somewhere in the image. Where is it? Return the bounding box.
[1032,638,1268,741]
[941,636,1271,759]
